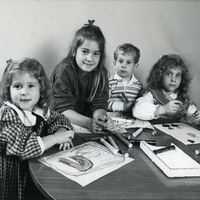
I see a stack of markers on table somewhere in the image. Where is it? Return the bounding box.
[101,128,156,157]
[82,127,156,157]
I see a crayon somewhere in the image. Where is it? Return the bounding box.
[132,128,143,137]
[100,138,118,154]
[108,136,119,150]
[115,133,133,148]
[153,145,175,154]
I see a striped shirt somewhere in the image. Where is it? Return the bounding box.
[108,73,142,112]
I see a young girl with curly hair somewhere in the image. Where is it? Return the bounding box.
[132,54,200,124]
[0,58,74,200]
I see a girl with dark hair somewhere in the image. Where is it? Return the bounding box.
[51,20,114,133]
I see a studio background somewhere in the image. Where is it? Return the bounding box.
[0,0,199,107]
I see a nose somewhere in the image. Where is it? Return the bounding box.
[170,75,176,82]
[86,53,93,62]
[20,87,28,95]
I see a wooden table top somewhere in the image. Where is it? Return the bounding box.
[29,126,200,200]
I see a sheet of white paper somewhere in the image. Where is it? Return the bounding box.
[39,141,133,186]
[153,123,200,145]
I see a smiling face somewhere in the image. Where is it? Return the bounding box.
[75,40,101,74]
[10,72,40,111]
[114,52,136,80]
[161,67,182,93]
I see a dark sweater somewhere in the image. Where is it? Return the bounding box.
[51,60,109,117]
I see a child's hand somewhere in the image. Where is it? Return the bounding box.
[162,100,183,115]
[54,128,74,148]
[193,110,200,124]
[92,116,114,133]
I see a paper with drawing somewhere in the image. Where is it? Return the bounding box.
[153,123,200,145]
[39,141,133,186]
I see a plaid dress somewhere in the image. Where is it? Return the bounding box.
[0,101,73,200]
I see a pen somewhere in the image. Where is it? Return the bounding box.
[115,133,133,148]
[100,138,118,154]
[132,128,143,137]
[108,136,119,150]
[153,145,175,154]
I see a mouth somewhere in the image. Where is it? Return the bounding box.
[20,99,31,102]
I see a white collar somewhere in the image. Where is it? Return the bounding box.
[113,72,138,83]
[4,101,49,126]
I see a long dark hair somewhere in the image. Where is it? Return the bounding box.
[59,21,108,101]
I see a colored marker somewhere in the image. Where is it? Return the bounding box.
[115,140,129,157]
[129,139,156,145]
[153,145,175,154]
[115,133,133,148]
[100,138,118,154]
[108,136,119,150]
[132,128,143,137]
[195,149,200,155]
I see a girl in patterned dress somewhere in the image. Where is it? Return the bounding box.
[0,58,74,200]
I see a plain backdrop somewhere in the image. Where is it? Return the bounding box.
[0,0,200,107]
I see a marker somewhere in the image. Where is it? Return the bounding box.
[115,133,133,148]
[121,133,131,139]
[132,128,143,137]
[129,139,156,145]
[153,145,175,154]
[115,140,129,157]
[187,139,195,143]
[82,136,107,142]
[195,149,200,155]
[108,136,119,150]
[100,138,118,154]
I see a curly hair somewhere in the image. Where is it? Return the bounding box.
[146,54,192,102]
[0,58,51,109]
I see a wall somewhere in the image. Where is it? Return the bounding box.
[0,0,200,107]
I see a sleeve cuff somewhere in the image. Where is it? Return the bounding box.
[37,136,45,153]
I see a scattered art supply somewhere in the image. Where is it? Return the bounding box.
[115,133,133,148]
[153,145,175,154]
[108,136,119,150]
[100,138,118,154]
[132,128,143,137]
[195,149,200,155]
[115,140,129,157]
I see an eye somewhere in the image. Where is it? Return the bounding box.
[94,52,100,56]
[176,73,182,77]
[13,84,22,89]
[127,61,132,65]
[118,60,123,64]
[166,72,173,77]
[82,50,88,55]
[28,84,35,88]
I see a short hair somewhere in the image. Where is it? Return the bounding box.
[114,43,140,64]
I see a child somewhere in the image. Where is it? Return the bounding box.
[132,54,200,124]
[51,20,114,133]
[108,43,143,114]
[0,58,74,200]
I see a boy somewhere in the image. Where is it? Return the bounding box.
[108,43,142,114]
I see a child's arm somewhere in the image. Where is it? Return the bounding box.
[132,92,158,120]
[41,128,74,150]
